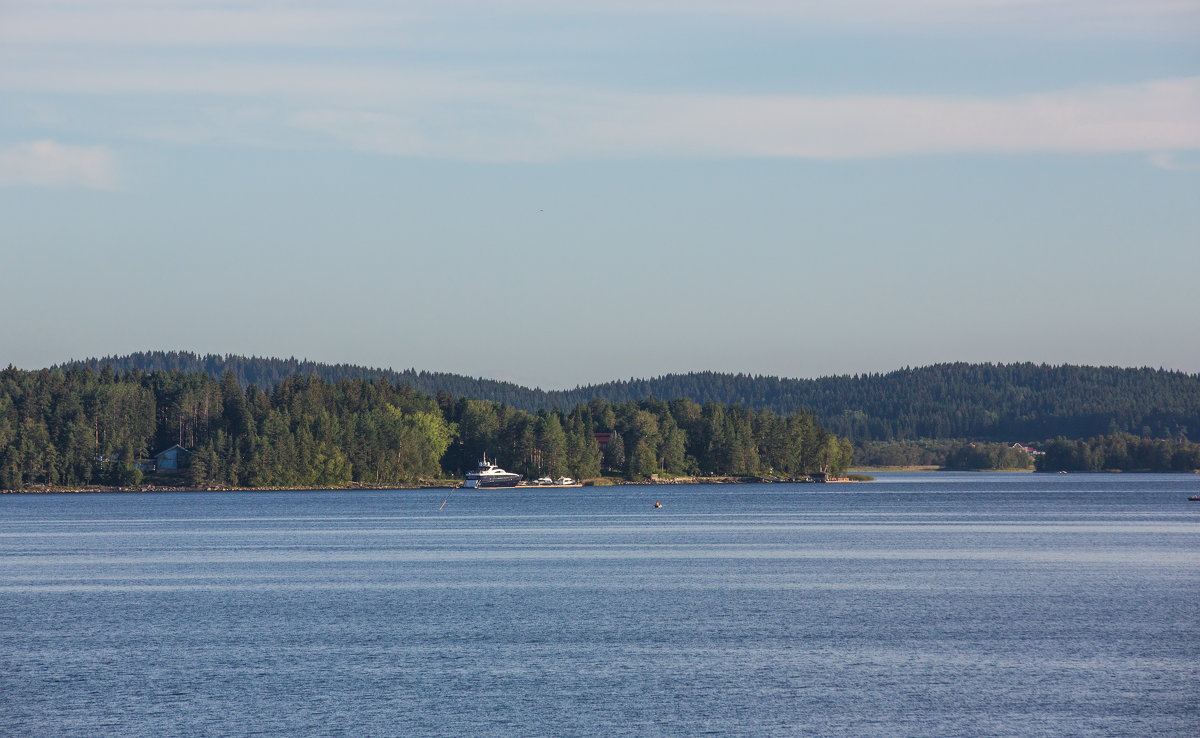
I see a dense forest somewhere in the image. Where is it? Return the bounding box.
[941,442,1035,471]
[1035,434,1200,473]
[60,353,1200,443]
[0,366,851,491]
[59,352,546,410]
[852,440,960,467]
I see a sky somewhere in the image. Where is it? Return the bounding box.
[2,0,1198,389]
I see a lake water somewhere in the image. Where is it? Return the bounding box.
[1,473,1197,737]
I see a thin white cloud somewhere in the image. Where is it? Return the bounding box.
[1149,151,1200,170]
[1,0,1196,46]
[170,75,1200,162]
[0,6,409,47]
[621,78,1200,160]
[0,140,120,189]
[3,2,1195,165]
[4,36,1197,162]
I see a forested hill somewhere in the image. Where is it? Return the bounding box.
[574,365,1200,442]
[57,353,1200,442]
[60,352,541,408]
[0,366,849,490]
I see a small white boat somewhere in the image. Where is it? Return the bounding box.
[555,477,575,486]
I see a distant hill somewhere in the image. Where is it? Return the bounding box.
[59,351,543,408]
[56,352,1200,443]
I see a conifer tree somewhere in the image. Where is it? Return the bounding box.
[535,413,569,478]
[604,430,626,472]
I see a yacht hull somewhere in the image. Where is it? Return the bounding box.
[463,475,522,488]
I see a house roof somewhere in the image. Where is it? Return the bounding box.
[154,444,193,458]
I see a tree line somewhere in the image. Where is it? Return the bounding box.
[59,351,547,410]
[1035,434,1200,472]
[61,353,1200,443]
[941,443,1035,471]
[852,440,959,467]
[0,366,851,490]
[867,436,1200,472]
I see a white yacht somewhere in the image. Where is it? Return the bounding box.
[462,456,522,488]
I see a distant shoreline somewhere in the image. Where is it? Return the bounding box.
[0,482,454,495]
[850,466,1035,473]
[1,475,867,495]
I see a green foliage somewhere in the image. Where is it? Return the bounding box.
[566,410,602,480]
[627,439,657,480]
[854,440,958,467]
[1035,434,1200,472]
[392,409,456,481]
[603,430,626,472]
[533,413,568,478]
[943,443,1034,470]
[659,426,689,475]
[65,354,1200,445]
[0,364,853,489]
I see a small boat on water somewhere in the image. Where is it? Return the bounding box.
[526,476,580,487]
[462,456,522,488]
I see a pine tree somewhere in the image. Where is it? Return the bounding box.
[535,414,569,478]
[604,430,626,472]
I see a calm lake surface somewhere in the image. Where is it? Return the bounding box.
[2,473,1197,737]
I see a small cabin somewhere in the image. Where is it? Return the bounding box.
[154,444,193,470]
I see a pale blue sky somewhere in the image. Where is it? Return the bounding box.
[2,1,1198,388]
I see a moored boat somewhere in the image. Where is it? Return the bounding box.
[463,456,522,488]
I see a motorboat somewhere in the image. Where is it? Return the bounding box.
[462,456,522,488]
